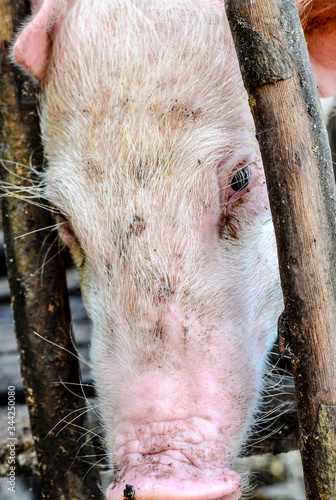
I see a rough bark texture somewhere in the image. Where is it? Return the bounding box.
[225,0,336,498]
[0,1,102,498]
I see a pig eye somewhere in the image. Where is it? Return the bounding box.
[231,167,251,191]
[228,166,251,200]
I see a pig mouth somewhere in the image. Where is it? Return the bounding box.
[105,457,243,500]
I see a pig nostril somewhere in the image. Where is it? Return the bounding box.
[123,484,135,500]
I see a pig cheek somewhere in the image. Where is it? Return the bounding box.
[219,194,282,358]
[247,220,283,359]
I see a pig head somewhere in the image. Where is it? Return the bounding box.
[12,1,336,499]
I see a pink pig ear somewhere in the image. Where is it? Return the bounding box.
[301,2,336,98]
[13,0,54,83]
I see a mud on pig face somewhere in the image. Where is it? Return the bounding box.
[16,0,335,498]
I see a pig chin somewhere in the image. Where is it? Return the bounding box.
[91,305,259,500]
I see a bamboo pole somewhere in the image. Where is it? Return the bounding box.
[0,1,102,498]
[225,0,336,497]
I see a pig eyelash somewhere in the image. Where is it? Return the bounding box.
[217,164,254,220]
[218,162,255,200]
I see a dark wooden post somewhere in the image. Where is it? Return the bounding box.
[0,1,102,498]
[225,0,336,498]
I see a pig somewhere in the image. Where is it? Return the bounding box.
[12,1,336,499]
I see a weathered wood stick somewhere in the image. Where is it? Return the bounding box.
[0,1,102,498]
[225,0,336,498]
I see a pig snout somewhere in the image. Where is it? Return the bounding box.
[93,303,259,500]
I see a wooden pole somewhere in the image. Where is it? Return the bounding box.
[0,1,102,498]
[225,0,336,497]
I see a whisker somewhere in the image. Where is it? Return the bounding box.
[14,221,65,240]
[48,406,94,438]
[33,331,90,367]
[51,380,93,401]
[38,232,65,284]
